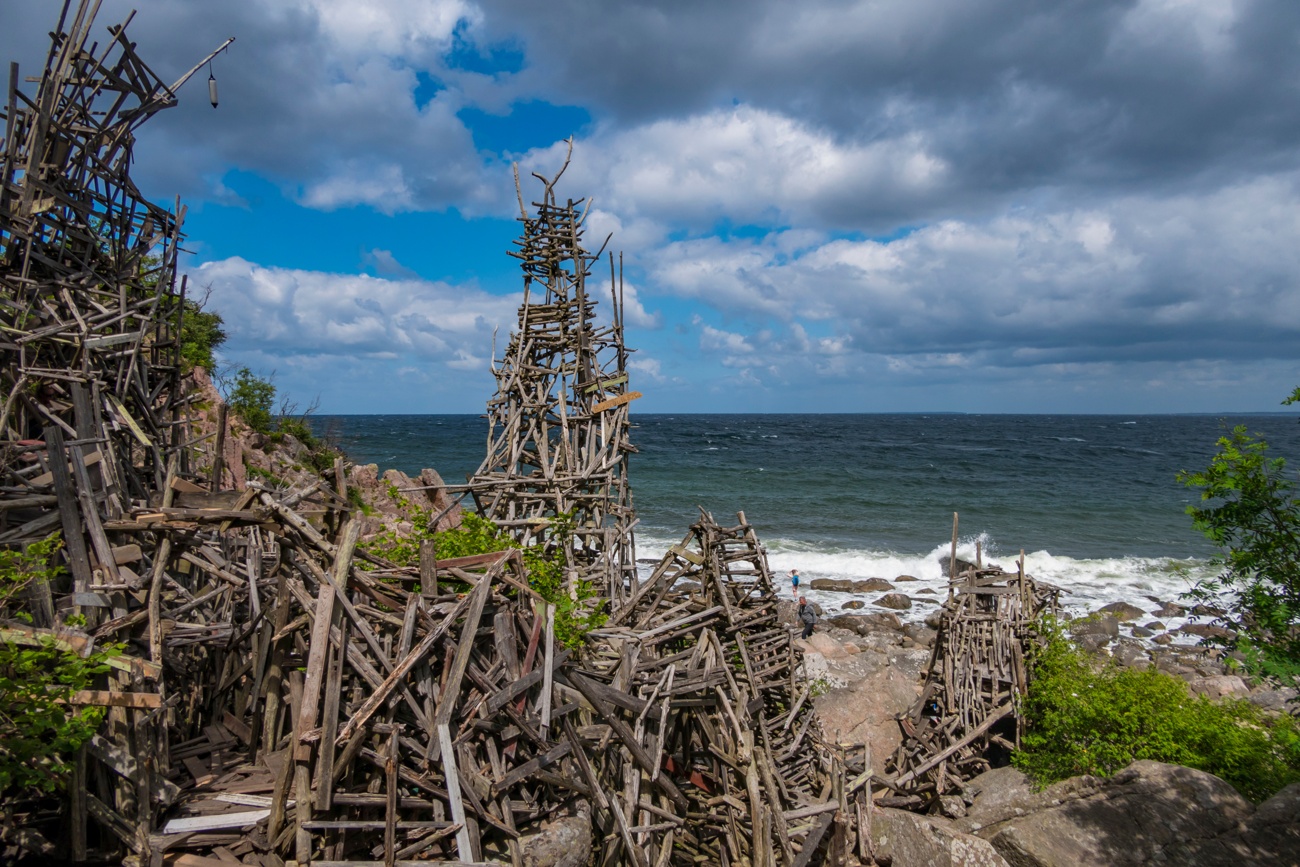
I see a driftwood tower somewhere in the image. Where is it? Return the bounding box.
[884,559,1059,807]
[469,149,640,606]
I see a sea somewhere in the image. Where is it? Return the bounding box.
[317,413,1300,639]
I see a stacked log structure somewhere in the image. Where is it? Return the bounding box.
[0,5,861,864]
[881,558,1060,809]
[468,152,640,608]
[0,0,219,524]
[592,508,842,866]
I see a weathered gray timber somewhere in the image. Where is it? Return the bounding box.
[880,534,1059,809]
[468,148,640,608]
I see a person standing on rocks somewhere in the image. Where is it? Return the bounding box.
[790,568,801,597]
[798,595,817,639]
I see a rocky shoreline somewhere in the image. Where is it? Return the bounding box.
[777,596,1300,865]
[789,599,1296,766]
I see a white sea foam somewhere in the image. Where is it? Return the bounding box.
[633,529,1219,643]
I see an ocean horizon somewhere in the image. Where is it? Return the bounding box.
[317,412,1300,636]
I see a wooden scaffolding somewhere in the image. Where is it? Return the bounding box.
[0,1,237,859]
[882,560,1059,808]
[469,151,640,607]
[591,508,835,867]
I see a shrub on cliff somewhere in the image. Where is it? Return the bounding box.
[178,298,226,373]
[227,367,276,434]
[1014,623,1300,802]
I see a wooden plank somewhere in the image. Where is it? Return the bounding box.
[565,671,688,813]
[160,810,271,833]
[590,390,642,414]
[61,689,161,709]
[439,722,476,863]
[490,741,572,796]
[333,589,472,748]
[43,426,94,601]
[791,811,835,867]
[296,520,359,752]
[429,577,492,760]
[29,443,103,486]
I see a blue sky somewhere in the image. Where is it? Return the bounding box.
[5,0,1300,413]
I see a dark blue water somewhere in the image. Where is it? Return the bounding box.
[318,413,1300,559]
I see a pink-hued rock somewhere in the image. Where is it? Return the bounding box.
[812,651,921,759]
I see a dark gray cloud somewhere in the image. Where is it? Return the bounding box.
[482,0,1300,221]
[6,0,1299,411]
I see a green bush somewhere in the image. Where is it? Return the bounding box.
[1014,622,1300,802]
[1178,400,1300,670]
[177,299,226,373]
[360,494,605,648]
[0,535,119,797]
[226,367,276,434]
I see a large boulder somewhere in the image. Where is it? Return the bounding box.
[1248,686,1298,712]
[1189,674,1250,699]
[938,555,981,578]
[416,467,462,531]
[810,578,855,592]
[518,809,592,867]
[854,578,895,592]
[1198,782,1300,865]
[1069,614,1120,639]
[871,808,1010,867]
[1098,601,1146,622]
[902,623,939,647]
[876,592,913,610]
[962,767,1038,824]
[825,612,904,637]
[886,646,933,682]
[801,632,850,659]
[960,761,1260,866]
[1180,623,1235,641]
[812,650,920,758]
[1153,601,1186,618]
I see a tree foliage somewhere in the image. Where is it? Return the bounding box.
[0,535,118,798]
[360,491,604,648]
[1178,413,1300,668]
[1014,621,1300,802]
[226,367,276,434]
[178,298,226,373]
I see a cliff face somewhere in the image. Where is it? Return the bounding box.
[184,366,462,544]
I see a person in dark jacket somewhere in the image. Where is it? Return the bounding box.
[797,596,817,638]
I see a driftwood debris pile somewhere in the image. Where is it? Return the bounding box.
[881,550,1059,809]
[0,0,203,511]
[4,480,841,865]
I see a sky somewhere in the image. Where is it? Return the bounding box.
[5,0,1300,414]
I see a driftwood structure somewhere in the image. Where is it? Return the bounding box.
[0,8,847,863]
[0,0,232,483]
[591,508,832,867]
[469,154,640,606]
[882,555,1058,808]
